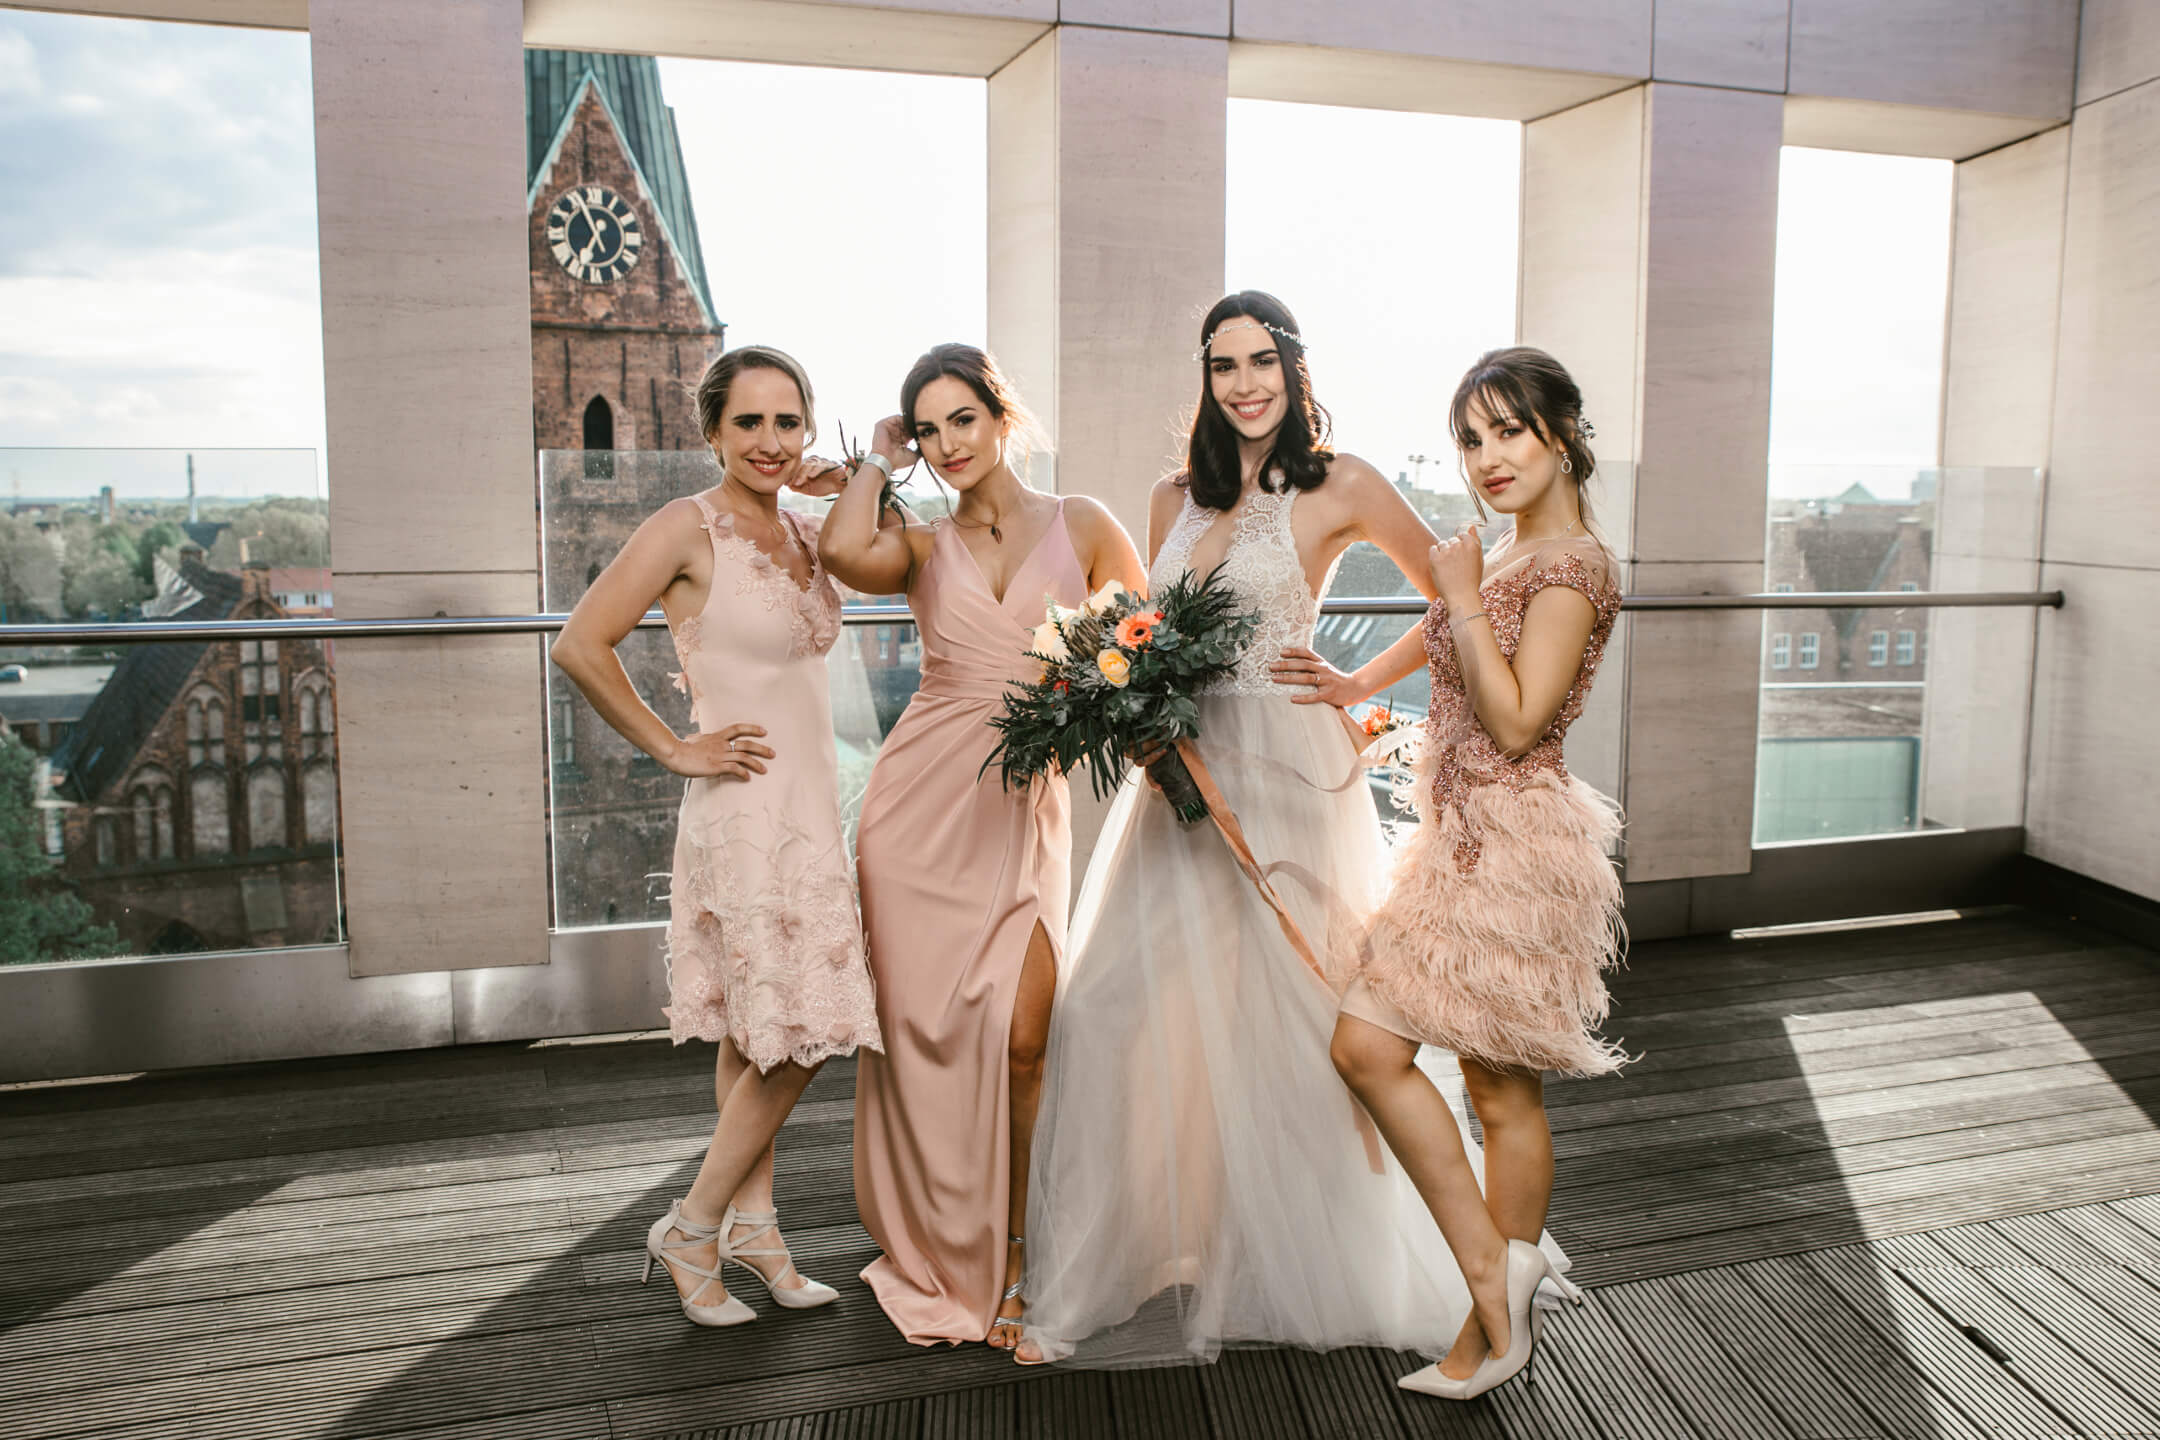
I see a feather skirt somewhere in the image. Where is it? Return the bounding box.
[1355,757,1627,1077]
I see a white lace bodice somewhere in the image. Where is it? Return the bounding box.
[1150,484,1338,697]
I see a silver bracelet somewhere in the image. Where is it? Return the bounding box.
[1449,610,1488,629]
[857,450,895,481]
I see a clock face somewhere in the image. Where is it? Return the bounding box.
[546,185,644,284]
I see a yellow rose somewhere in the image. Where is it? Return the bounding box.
[1096,648,1131,687]
[1083,582,1128,617]
[1030,619,1070,662]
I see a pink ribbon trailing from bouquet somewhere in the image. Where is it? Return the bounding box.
[1173,733,1388,1176]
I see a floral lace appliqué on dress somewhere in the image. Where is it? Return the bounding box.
[663,492,880,1071]
[670,507,841,704]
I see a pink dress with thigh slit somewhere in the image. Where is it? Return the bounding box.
[852,502,1090,1345]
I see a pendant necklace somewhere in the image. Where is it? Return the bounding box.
[952,508,1005,543]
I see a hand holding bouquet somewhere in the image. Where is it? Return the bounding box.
[984,568,1257,824]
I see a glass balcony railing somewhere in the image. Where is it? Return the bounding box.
[538,449,906,929]
[2,452,2056,964]
[533,453,1643,918]
[1754,465,2043,845]
[0,448,341,963]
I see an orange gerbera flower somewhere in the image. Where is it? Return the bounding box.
[1115,611,1163,649]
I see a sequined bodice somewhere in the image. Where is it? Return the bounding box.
[1422,542,1621,870]
[1150,486,1339,698]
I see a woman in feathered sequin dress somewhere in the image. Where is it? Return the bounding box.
[1332,347,1627,1403]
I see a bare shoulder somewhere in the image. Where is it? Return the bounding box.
[1323,452,1390,494]
[635,495,711,547]
[1149,476,1188,509]
[1060,492,1126,539]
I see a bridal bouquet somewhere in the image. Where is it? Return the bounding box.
[984,569,1257,824]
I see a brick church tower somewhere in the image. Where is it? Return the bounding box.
[526,53,726,929]
[526,51,724,455]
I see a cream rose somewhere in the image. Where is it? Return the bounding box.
[1083,582,1128,617]
[1096,648,1131,687]
[1030,619,1070,662]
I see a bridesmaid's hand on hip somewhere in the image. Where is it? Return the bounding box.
[665,724,773,780]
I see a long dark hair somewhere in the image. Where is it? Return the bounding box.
[1448,346,1603,539]
[1179,291,1333,511]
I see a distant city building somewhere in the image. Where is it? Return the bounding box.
[267,567,333,616]
[48,558,338,952]
[0,662,115,755]
[1762,483,1931,691]
[1756,480,1936,842]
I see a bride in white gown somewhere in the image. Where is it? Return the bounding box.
[1017,292,1574,1367]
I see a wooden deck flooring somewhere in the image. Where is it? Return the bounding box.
[3,907,2158,1438]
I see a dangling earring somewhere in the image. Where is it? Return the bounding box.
[1560,450,1574,475]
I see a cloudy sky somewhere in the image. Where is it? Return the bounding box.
[0,12,1952,507]
[0,11,322,500]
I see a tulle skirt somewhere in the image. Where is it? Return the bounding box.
[1022,695,1572,1366]
[1350,754,1626,1077]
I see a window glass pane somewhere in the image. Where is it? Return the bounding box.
[537,58,984,928]
[0,12,339,961]
[1759,147,1960,845]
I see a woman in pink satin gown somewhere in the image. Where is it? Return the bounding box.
[820,344,1145,1348]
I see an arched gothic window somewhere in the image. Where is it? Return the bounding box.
[302,763,337,846]
[583,393,615,451]
[247,768,287,853]
[295,672,335,761]
[130,776,175,862]
[192,771,230,856]
[583,395,617,481]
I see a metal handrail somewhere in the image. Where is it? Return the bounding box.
[0,589,2064,645]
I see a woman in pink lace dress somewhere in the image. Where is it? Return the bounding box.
[552,346,881,1329]
[1331,347,1626,1401]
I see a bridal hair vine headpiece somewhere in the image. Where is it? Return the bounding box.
[1579,416,1598,440]
[1195,317,1307,362]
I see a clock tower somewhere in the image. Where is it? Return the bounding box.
[526,51,724,457]
[526,53,728,931]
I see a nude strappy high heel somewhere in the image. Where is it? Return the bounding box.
[643,1199,756,1327]
[721,1206,838,1309]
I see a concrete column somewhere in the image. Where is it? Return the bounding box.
[312,0,548,974]
[1922,128,2066,832]
[988,23,1225,872]
[1520,82,1783,885]
[2027,67,2160,900]
[987,24,1228,537]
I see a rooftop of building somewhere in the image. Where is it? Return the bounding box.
[49,558,247,804]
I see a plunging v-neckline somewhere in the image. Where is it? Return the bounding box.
[946,502,1071,609]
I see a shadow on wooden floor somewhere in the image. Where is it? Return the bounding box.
[2,908,2156,1439]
